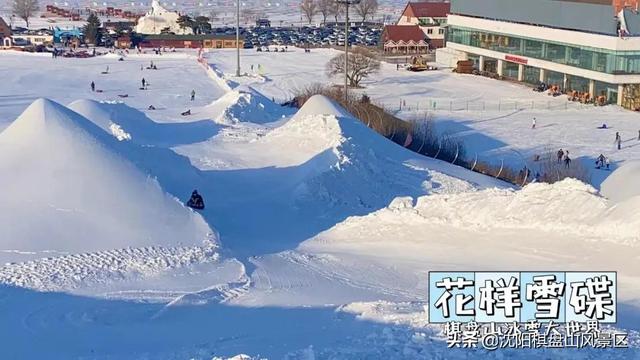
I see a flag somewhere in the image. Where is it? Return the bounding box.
[403,132,413,148]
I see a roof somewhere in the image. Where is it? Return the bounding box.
[451,0,618,35]
[403,1,451,18]
[0,16,11,35]
[382,25,426,42]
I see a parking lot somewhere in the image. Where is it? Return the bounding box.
[212,23,382,49]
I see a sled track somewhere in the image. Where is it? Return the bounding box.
[0,244,220,291]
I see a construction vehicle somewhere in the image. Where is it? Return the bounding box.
[409,55,428,72]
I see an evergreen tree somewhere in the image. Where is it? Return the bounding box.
[177,15,195,33]
[83,13,102,45]
[194,16,211,34]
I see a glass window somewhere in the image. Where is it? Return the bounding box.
[446,26,640,74]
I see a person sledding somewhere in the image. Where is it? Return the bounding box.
[181,109,191,116]
[187,190,205,210]
[596,154,606,169]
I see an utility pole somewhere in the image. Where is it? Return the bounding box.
[236,0,241,76]
[336,0,360,103]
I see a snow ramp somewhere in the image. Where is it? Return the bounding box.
[601,160,640,203]
[68,99,219,147]
[274,95,507,212]
[0,98,214,262]
[198,86,293,125]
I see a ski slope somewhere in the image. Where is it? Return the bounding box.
[212,48,640,188]
[0,48,639,359]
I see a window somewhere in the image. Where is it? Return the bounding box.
[439,29,444,35]
[446,26,640,74]
[427,29,433,34]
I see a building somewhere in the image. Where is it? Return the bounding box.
[397,1,450,48]
[12,33,54,46]
[381,25,429,54]
[0,16,12,47]
[438,0,640,108]
[138,34,244,49]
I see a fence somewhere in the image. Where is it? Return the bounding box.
[388,98,585,113]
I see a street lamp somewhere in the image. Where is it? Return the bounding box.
[336,0,360,103]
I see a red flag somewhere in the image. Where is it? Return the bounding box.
[403,132,413,148]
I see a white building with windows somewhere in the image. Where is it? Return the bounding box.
[437,0,640,109]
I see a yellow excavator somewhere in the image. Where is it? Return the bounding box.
[409,55,430,72]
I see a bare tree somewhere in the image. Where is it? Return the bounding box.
[329,1,344,23]
[13,0,39,28]
[300,0,318,25]
[242,8,256,25]
[354,0,378,23]
[326,47,381,87]
[317,0,333,25]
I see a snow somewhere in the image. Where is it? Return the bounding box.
[212,48,640,188]
[0,98,215,264]
[601,160,640,203]
[0,48,640,359]
[134,0,193,35]
[0,50,225,130]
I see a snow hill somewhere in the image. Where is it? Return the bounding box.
[68,99,219,147]
[0,99,214,262]
[199,86,293,125]
[280,95,507,211]
[601,160,640,203]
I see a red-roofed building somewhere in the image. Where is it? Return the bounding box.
[0,16,12,47]
[397,1,450,48]
[381,25,428,54]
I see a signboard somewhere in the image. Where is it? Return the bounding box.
[505,55,528,65]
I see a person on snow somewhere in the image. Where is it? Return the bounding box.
[596,154,606,169]
[187,190,205,210]
[181,109,191,116]
[141,78,146,89]
[557,149,564,163]
[564,155,572,168]
[191,89,196,101]
[90,81,95,92]
[606,157,611,170]
[532,117,537,129]
[615,132,622,150]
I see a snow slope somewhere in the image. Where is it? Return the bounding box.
[68,99,220,147]
[0,98,214,263]
[197,86,292,125]
[601,160,640,202]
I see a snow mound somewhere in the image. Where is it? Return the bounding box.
[0,98,214,261]
[601,160,640,203]
[293,94,352,120]
[202,86,291,125]
[270,95,505,212]
[320,178,640,245]
[69,99,218,146]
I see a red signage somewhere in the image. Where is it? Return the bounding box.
[505,55,528,65]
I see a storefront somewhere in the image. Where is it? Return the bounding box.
[437,0,640,108]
